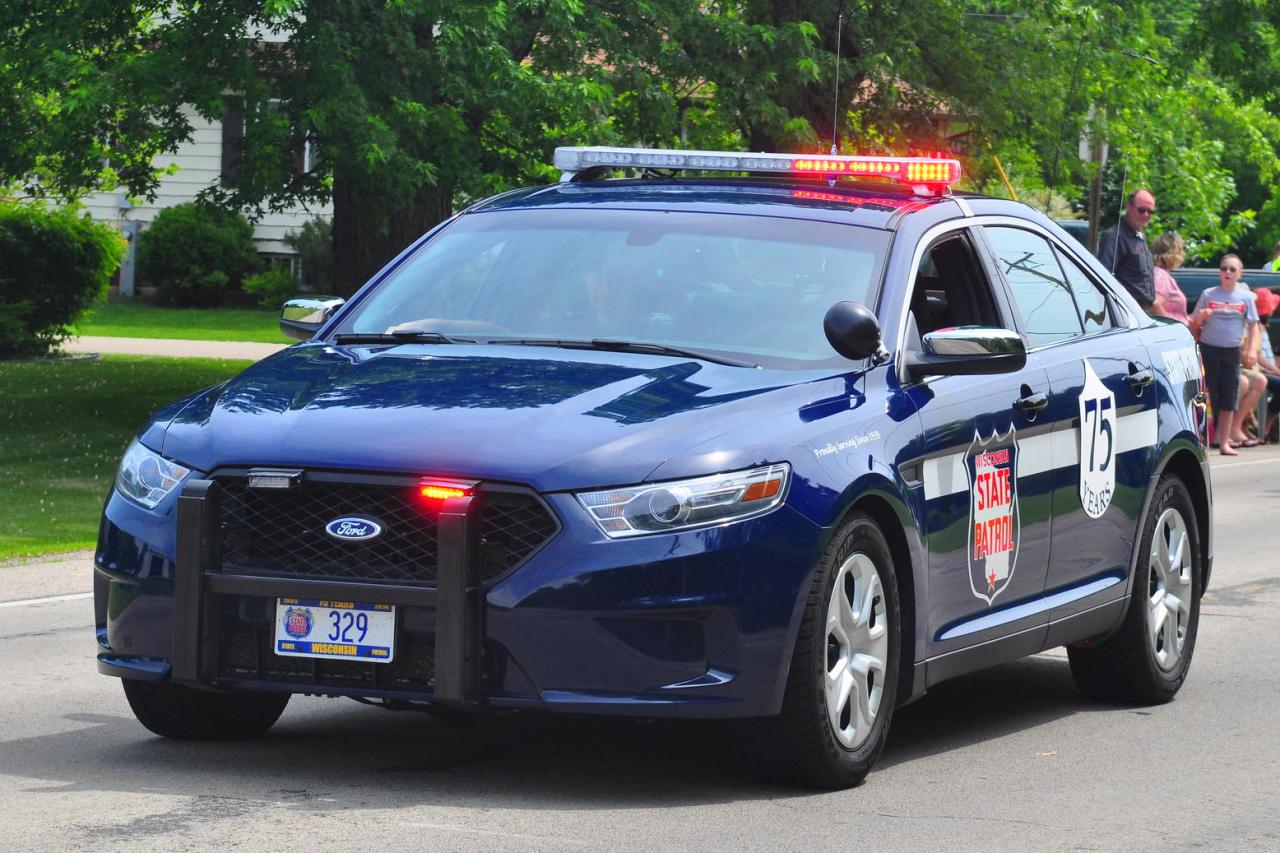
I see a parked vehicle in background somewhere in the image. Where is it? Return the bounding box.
[1171,267,1280,309]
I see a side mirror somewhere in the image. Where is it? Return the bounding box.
[824,301,882,360]
[281,296,345,342]
[904,326,1026,379]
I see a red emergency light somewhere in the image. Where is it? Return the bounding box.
[415,479,476,508]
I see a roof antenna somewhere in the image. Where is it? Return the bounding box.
[1110,164,1128,275]
[828,7,845,187]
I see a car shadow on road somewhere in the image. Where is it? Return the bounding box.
[6,654,1114,809]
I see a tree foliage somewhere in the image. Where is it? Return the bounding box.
[6,1,1280,288]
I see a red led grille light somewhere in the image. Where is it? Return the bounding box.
[417,480,475,504]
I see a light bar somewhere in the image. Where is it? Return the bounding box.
[554,146,960,194]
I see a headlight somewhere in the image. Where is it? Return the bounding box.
[115,438,191,509]
[576,463,790,538]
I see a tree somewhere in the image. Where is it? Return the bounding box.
[7,1,1280,289]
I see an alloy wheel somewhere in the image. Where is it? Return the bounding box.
[825,552,889,749]
[1148,506,1193,671]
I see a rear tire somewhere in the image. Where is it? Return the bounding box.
[1068,475,1201,704]
[122,679,290,740]
[754,513,902,788]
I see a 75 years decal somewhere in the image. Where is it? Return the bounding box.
[1079,361,1116,519]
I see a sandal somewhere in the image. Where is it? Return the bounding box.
[1238,438,1261,448]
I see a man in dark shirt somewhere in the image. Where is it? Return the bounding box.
[1097,188,1168,317]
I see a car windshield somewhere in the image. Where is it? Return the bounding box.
[338,208,889,367]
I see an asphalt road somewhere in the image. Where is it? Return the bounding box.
[3,451,1278,852]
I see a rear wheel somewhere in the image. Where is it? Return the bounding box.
[755,513,901,788]
[122,679,290,739]
[1068,475,1201,703]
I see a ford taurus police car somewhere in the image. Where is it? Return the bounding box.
[96,147,1211,788]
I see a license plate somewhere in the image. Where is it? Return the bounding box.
[274,598,396,663]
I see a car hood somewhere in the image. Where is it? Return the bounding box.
[153,343,857,492]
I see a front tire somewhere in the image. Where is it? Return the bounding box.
[756,513,902,788]
[1068,474,1201,703]
[122,679,290,740]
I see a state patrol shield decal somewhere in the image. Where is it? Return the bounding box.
[965,427,1020,605]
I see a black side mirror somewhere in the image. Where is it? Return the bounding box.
[824,301,882,360]
[281,296,346,341]
[904,326,1027,379]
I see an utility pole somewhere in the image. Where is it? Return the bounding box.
[1079,105,1108,254]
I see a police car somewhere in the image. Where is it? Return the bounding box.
[97,147,1211,788]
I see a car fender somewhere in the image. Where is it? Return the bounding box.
[771,470,928,713]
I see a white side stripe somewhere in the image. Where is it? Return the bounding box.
[921,410,1158,499]
[0,591,93,609]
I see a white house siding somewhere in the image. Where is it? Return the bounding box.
[83,105,332,256]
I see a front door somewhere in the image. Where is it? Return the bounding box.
[902,230,1054,662]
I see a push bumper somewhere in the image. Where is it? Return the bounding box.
[96,480,823,718]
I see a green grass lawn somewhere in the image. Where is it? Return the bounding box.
[0,354,253,560]
[78,300,292,343]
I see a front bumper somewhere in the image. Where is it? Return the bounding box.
[96,477,824,718]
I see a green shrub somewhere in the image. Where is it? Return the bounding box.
[0,203,125,358]
[284,217,334,293]
[137,203,260,307]
[242,267,297,310]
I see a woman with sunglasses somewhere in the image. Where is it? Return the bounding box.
[1191,254,1261,455]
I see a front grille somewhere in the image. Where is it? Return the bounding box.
[218,623,436,690]
[215,474,557,585]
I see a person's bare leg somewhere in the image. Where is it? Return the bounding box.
[1233,371,1264,443]
[1218,409,1239,455]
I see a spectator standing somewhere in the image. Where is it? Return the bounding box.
[1097,188,1168,317]
[1150,231,1189,324]
[1191,254,1260,455]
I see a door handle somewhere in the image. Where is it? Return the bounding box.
[1125,369,1154,393]
[1015,391,1049,418]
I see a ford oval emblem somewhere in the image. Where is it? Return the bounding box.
[325,517,383,541]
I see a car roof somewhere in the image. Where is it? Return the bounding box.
[464,178,983,230]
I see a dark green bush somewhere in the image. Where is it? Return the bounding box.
[0,203,125,358]
[242,267,297,310]
[137,203,260,307]
[284,217,334,293]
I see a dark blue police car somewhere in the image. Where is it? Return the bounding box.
[97,147,1211,788]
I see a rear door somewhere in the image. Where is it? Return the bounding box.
[981,225,1157,625]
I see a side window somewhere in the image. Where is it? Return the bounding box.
[908,232,1004,345]
[1054,246,1114,333]
[985,226,1083,347]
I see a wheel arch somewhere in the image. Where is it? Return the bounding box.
[1131,437,1212,596]
[845,491,921,709]
[1154,441,1212,592]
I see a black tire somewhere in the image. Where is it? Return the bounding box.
[754,513,902,789]
[122,679,290,740]
[1068,475,1202,704]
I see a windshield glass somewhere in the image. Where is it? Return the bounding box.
[339,208,889,367]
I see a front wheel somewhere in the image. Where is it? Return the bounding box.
[1068,474,1202,703]
[754,513,902,788]
[122,679,290,740]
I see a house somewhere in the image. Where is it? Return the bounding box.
[81,104,331,297]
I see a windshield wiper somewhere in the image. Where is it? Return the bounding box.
[332,331,473,345]
[488,337,758,368]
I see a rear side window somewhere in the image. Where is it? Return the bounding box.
[985,226,1083,347]
[1054,246,1114,333]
